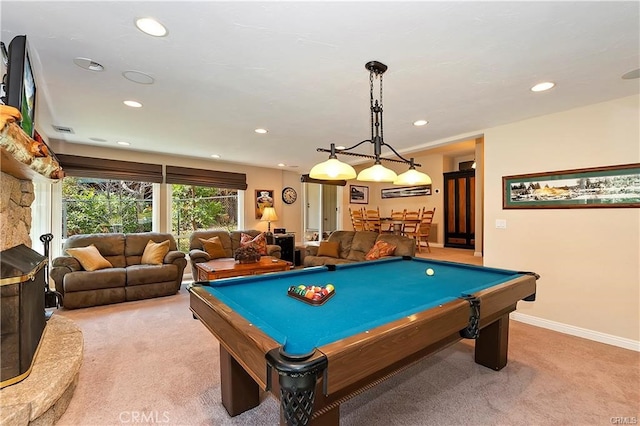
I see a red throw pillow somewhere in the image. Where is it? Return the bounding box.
[365,240,397,260]
[240,232,267,255]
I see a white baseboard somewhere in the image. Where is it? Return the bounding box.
[510,312,640,352]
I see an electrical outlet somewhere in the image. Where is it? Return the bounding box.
[495,219,507,229]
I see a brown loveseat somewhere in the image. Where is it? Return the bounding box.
[303,230,416,267]
[187,229,282,278]
[50,232,187,309]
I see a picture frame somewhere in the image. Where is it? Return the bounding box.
[255,189,274,219]
[503,163,640,209]
[349,185,369,204]
[381,185,432,199]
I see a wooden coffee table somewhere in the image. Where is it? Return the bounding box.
[195,256,291,281]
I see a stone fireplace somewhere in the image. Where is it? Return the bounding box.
[0,171,35,252]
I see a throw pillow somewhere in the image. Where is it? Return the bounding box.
[365,240,397,260]
[317,241,340,258]
[240,232,267,255]
[199,236,227,259]
[141,239,170,265]
[66,244,113,271]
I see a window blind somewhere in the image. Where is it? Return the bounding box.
[165,165,247,190]
[56,154,163,183]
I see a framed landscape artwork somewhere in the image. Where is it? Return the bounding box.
[381,185,432,199]
[350,185,368,204]
[503,163,640,209]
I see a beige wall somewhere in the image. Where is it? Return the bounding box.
[483,95,640,342]
[48,142,305,236]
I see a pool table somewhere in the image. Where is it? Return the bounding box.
[189,257,538,425]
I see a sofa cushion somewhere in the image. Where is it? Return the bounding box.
[199,236,227,259]
[125,232,177,266]
[240,232,267,255]
[376,234,417,257]
[64,233,126,268]
[317,241,340,258]
[141,239,170,265]
[365,240,397,260]
[126,264,179,287]
[346,231,380,261]
[66,245,113,271]
[63,268,126,292]
[190,231,234,258]
[325,231,356,259]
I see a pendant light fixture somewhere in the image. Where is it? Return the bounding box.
[310,61,431,185]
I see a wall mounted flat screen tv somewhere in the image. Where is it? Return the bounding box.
[6,35,36,138]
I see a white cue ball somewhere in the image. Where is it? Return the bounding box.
[426,268,435,276]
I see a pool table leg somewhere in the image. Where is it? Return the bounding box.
[219,344,260,416]
[474,313,509,371]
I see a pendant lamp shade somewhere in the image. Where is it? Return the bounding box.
[309,158,357,180]
[394,168,432,185]
[356,163,398,182]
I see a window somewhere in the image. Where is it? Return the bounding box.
[62,177,153,237]
[171,185,238,252]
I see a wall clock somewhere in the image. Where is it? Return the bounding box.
[282,187,297,204]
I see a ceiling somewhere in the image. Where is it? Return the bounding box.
[2,1,638,173]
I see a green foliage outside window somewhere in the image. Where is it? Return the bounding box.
[62,177,153,238]
[171,185,238,252]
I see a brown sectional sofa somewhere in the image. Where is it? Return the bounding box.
[50,232,187,309]
[187,229,282,278]
[303,230,416,266]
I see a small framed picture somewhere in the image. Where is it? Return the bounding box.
[350,185,369,204]
[255,189,274,219]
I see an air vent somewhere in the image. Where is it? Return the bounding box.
[51,125,74,134]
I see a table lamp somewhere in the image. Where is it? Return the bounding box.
[260,207,278,234]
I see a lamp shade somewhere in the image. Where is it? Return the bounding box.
[309,158,357,180]
[260,207,278,222]
[356,163,398,182]
[394,168,432,185]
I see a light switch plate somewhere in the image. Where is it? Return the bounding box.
[495,219,507,229]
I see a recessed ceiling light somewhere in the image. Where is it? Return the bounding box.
[531,82,555,92]
[413,120,429,126]
[73,57,104,72]
[277,163,286,167]
[122,70,155,85]
[135,17,168,37]
[335,146,346,150]
[211,154,220,159]
[117,141,131,146]
[255,128,268,134]
[622,68,640,80]
[123,100,142,108]
[89,137,107,142]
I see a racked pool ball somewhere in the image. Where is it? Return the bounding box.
[426,268,435,276]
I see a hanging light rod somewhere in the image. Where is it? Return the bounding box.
[309,61,432,185]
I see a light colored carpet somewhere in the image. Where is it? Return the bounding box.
[56,285,638,426]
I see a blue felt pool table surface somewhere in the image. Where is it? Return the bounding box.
[196,257,526,355]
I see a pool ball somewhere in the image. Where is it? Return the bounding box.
[298,284,306,290]
[426,268,435,276]
[326,284,335,292]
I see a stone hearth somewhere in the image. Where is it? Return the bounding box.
[0,315,83,425]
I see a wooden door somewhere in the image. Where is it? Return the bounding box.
[444,170,475,249]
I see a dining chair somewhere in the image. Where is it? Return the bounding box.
[406,208,436,253]
[349,207,366,232]
[380,209,405,234]
[364,207,382,233]
[401,208,422,236]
